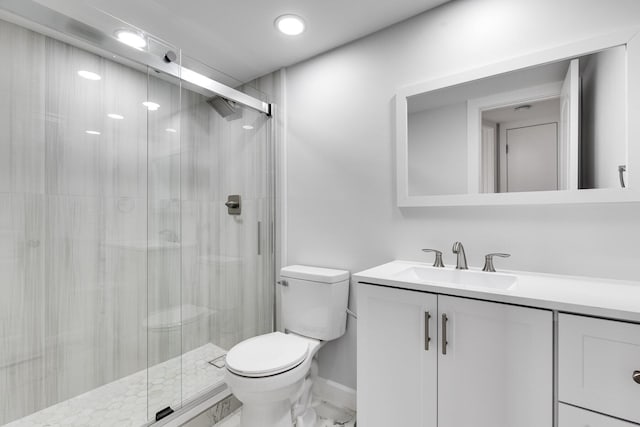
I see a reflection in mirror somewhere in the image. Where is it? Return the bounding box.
[482,98,561,193]
[406,45,627,196]
[580,46,627,189]
[408,103,467,195]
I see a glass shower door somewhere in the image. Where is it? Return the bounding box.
[0,14,153,425]
[146,58,185,419]
[144,53,276,414]
[178,55,275,406]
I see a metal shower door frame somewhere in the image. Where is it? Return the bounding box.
[0,0,272,116]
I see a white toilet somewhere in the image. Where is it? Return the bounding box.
[224,265,350,427]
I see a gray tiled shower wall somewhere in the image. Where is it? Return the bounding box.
[0,17,275,425]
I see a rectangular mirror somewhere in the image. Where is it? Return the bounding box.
[396,28,640,206]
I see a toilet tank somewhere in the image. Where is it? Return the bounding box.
[280,265,350,341]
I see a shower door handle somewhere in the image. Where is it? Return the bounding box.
[257,221,261,255]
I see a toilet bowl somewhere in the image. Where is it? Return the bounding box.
[225,332,323,427]
[224,265,350,427]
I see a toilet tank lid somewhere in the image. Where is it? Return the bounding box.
[280,265,350,284]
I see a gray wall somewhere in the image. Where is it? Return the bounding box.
[282,0,640,389]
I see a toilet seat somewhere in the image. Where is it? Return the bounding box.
[226,332,310,378]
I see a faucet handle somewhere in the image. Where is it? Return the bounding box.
[482,253,511,272]
[422,249,445,268]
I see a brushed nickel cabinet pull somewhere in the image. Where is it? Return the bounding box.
[442,313,448,355]
[424,312,431,351]
[633,370,640,384]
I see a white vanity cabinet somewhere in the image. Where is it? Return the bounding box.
[559,404,638,427]
[357,282,553,427]
[558,314,640,425]
[437,295,553,427]
[357,283,437,426]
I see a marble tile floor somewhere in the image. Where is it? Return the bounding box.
[213,401,356,427]
[4,343,228,427]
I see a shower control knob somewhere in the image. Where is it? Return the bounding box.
[633,370,640,384]
[225,195,241,215]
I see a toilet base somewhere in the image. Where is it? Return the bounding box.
[241,400,293,427]
[225,333,327,427]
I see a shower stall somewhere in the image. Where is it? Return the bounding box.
[0,2,275,425]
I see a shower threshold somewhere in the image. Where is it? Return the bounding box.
[5,343,228,427]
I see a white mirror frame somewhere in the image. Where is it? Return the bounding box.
[396,27,640,207]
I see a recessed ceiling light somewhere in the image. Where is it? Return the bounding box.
[275,14,305,36]
[242,125,254,130]
[142,101,160,111]
[165,128,177,133]
[86,130,101,135]
[115,29,147,49]
[107,113,124,120]
[77,70,101,80]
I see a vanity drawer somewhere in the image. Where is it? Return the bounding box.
[559,313,640,424]
[559,404,638,427]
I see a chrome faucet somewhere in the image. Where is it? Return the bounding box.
[452,241,468,270]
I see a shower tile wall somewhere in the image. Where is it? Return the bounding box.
[0,18,149,424]
[43,36,149,407]
[0,17,274,425]
[0,20,46,422]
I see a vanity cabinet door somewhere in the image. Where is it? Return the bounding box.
[559,314,640,424]
[357,283,438,427]
[559,403,638,427]
[437,296,553,427]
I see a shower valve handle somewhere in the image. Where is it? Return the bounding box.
[225,195,241,215]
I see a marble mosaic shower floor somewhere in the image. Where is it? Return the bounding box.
[5,343,227,427]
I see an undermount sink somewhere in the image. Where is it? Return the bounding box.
[392,265,517,290]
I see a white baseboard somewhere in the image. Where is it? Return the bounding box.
[312,377,357,412]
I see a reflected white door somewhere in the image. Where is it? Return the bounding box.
[506,122,559,192]
[482,123,497,193]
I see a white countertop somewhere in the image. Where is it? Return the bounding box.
[353,260,640,323]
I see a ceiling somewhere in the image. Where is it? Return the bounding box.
[35,0,451,86]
